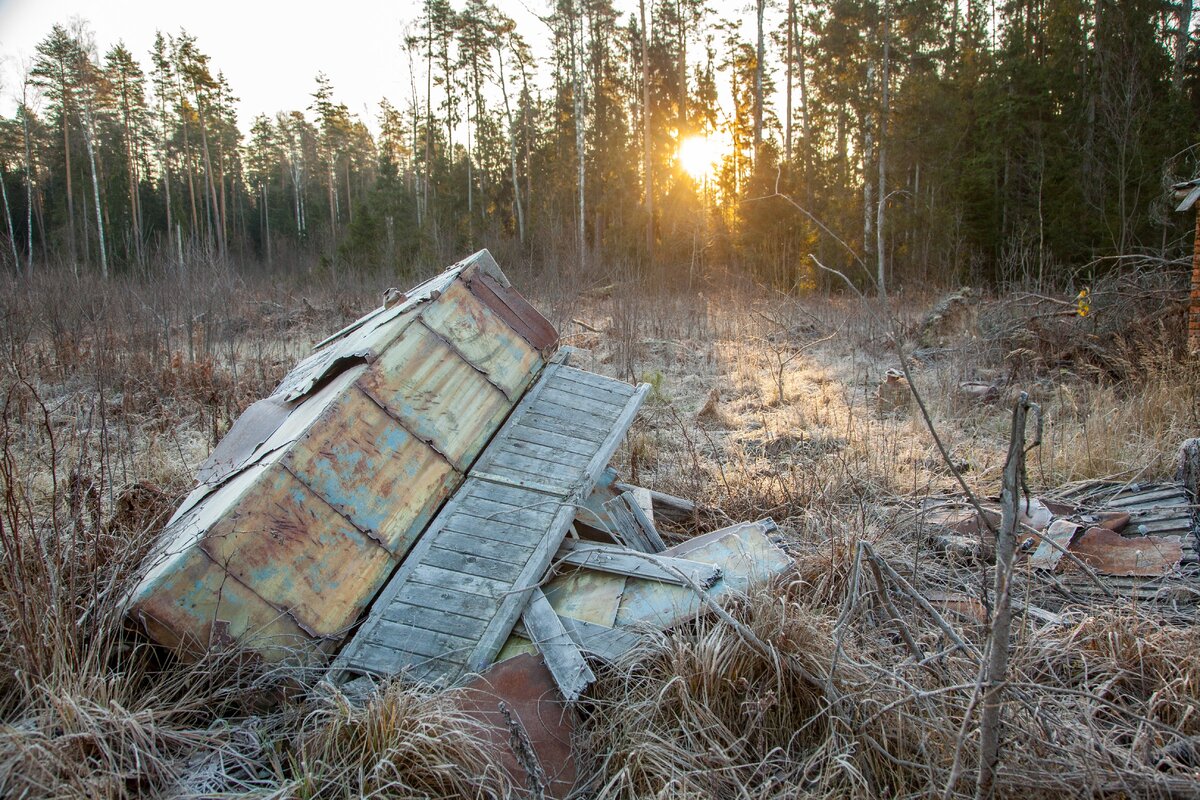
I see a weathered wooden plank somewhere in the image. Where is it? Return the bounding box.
[451,502,557,532]
[410,563,511,599]
[556,540,720,586]
[538,394,625,426]
[1106,488,1189,507]
[424,543,526,576]
[433,530,535,563]
[542,376,635,407]
[520,589,595,702]
[441,516,547,547]
[478,450,584,486]
[602,494,656,553]
[506,425,598,457]
[624,492,667,553]
[394,583,496,620]
[366,618,477,661]
[492,438,593,470]
[480,448,588,479]
[613,482,697,524]
[553,366,636,397]
[518,409,615,439]
[382,601,489,639]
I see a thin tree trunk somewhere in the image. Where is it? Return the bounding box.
[83,108,107,278]
[754,0,765,155]
[496,39,525,243]
[640,0,654,267]
[975,394,1036,800]
[21,99,34,276]
[1176,0,1193,91]
[0,166,19,271]
[877,2,890,298]
[785,0,794,164]
[571,4,586,271]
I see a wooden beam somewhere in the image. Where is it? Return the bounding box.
[520,589,595,702]
[556,540,720,587]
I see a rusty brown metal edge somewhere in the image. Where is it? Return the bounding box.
[467,272,559,353]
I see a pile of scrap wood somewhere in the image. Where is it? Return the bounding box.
[124,251,793,795]
[921,478,1198,606]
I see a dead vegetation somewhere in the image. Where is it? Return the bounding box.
[2,263,1199,798]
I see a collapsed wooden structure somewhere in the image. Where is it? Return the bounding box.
[124,250,792,704]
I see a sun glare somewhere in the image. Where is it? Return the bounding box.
[679,136,720,182]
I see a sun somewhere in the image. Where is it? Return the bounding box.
[679,135,720,182]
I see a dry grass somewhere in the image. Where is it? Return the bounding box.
[1,263,1198,798]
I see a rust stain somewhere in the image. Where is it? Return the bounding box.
[467,272,558,352]
[455,653,578,799]
[1066,527,1183,577]
[200,465,396,637]
[357,323,513,470]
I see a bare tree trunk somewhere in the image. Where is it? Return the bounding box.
[975,393,1037,800]
[82,108,107,278]
[754,0,765,155]
[640,0,654,268]
[63,103,77,267]
[573,6,586,271]
[1175,0,1193,92]
[877,2,890,298]
[496,39,525,243]
[785,0,795,165]
[21,91,34,276]
[0,166,19,271]
[262,182,272,267]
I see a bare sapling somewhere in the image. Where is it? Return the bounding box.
[975,392,1041,800]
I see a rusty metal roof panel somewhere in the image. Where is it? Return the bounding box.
[126,251,553,663]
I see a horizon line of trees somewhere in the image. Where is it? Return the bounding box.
[1,0,1198,293]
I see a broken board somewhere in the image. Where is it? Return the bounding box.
[332,361,649,685]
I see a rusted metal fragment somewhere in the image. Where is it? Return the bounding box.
[1067,527,1184,577]
[196,396,290,486]
[358,322,512,471]
[455,653,578,800]
[467,271,558,352]
[1028,519,1082,571]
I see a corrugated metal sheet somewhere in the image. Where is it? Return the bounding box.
[126,251,554,663]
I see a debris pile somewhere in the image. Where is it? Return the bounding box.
[124,251,792,792]
[922,479,1198,604]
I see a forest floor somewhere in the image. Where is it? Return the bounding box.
[1,262,1199,798]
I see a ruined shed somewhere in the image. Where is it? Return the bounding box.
[126,251,557,661]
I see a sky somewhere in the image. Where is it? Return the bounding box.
[0,0,588,130]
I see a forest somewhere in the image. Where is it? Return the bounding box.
[2,0,1197,293]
